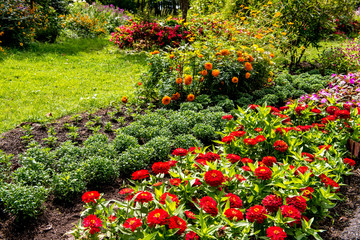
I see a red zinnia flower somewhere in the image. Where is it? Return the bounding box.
[267,106,280,113]
[326,106,340,115]
[173,148,188,156]
[255,127,263,132]
[167,160,177,167]
[311,108,321,114]
[255,166,272,180]
[108,215,117,222]
[267,226,287,240]
[123,217,142,232]
[262,194,283,213]
[169,216,187,234]
[119,188,134,195]
[280,205,301,226]
[147,209,169,227]
[222,135,236,144]
[186,231,199,240]
[274,140,288,152]
[225,193,243,208]
[280,106,289,111]
[242,165,252,171]
[83,214,103,234]
[159,193,179,205]
[152,162,170,175]
[192,178,202,186]
[255,135,266,142]
[301,187,315,199]
[262,156,277,167]
[153,182,163,187]
[204,170,224,187]
[235,174,246,182]
[301,152,315,162]
[199,196,217,207]
[286,196,307,213]
[343,158,356,166]
[132,170,150,180]
[298,125,312,131]
[189,146,201,154]
[344,104,352,110]
[170,178,182,186]
[230,131,246,138]
[244,138,258,146]
[222,115,233,120]
[224,208,244,221]
[246,205,267,223]
[134,191,154,204]
[202,203,219,216]
[320,175,339,192]
[185,210,196,219]
[321,115,336,123]
[295,106,306,115]
[319,145,331,150]
[241,157,253,164]
[82,191,101,203]
[249,104,259,109]
[226,154,241,164]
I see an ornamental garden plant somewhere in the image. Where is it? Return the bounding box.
[71,102,358,240]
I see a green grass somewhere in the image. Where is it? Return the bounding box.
[0,38,147,134]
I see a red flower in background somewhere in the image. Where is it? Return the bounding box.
[244,138,258,146]
[225,193,243,208]
[132,170,150,180]
[152,162,170,175]
[83,214,103,234]
[226,154,241,164]
[134,191,154,204]
[119,188,134,195]
[262,194,283,213]
[319,145,331,150]
[319,175,340,192]
[286,196,307,213]
[169,216,187,234]
[241,157,253,164]
[224,208,244,221]
[334,110,350,119]
[281,205,301,226]
[321,115,336,123]
[230,131,246,138]
[202,203,219,216]
[170,178,182,186]
[295,106,306,115]
[301,187,315,199]
[301,152,315,162]
[159,192,179,205]
[274,140,288,152]
[255,166,272,180]
[280,106,289,111]
[246,205,267,223]
[222,135,235,144]
[266,226,287,240]
[235,174,246,182]
[255,135,266,142]
[255,127,263,132]
[167,160,177,167]
[311,108,321,114]
[249,104,259,109]
[82,191,101,204]
[185,210,196,219]
[147,209,169,227]
[262,156,277,167]
[189,146,201,154]
[123,217,142,232]
[222,115,233,120]
[199,196,217,208]
[326,106,340,115]
[173,148,188,156]
[186,231,199,240]
[204,170,224,187]
[343,158,356,166]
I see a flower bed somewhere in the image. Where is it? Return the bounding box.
[71,102,358,239]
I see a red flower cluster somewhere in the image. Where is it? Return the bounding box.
[134,191,154,204]
[262,194,283,213]
[159,192,179,205]
[199,196,218,216]
[222,135,235,144]
[249,104,259,109]
[326,106,340,115]
[82,191,101,203]
[274,140,288,152]
[334,110,350,119]
[255,166,272,180]
[83,214,103,234]
[147,209,169,227]
[225,193,243,208]
[152,162,170,175]
[170,178,182,186]
[172,148,188,156]
[321,115,336,123]
[295,106,306,115]
[241,157,253,164]
[123,217,142,232]
[301,152,315,162]
[255,135,266,142]
[224,208,244,221]
[204,170,224,187]
[169,216,187,234]
[266,226,287,240]
[244,138,258,146]
[319,174,339,192]
[280,205,301,226]
[262,156,277,167]
[254,127,263,132]
[119,188,134,195]
[311,108,321,114]
[167,160,177,167]
[185,210,196,219]
[230,131,246,138]
[286,196,307,213]
[222,115,233,120]
[185,231,199,240]
[246,205,267,223]
[189,146,201,154]
[343,158,356,166]
[235,174,246,182]
[226,154,241,164]
[132,169,150,180]
[301,187,315,198]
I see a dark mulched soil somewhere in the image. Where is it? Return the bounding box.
[0,106,360,240]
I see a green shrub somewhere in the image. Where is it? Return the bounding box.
[138,112,168,128]
[0,152,12,183]
[20,146,54,169]
[81,157,119,186]
[0,183,48,219]
[144,136,172,162]
[51,141,84,172]
[83,134,116,158]
[173,134,202,149]
[192,123,216,142]
[112,133,139,154]
[52,171,86,202]
[180,102,204,112]
[12,165,52,187]
[117,146,153,174]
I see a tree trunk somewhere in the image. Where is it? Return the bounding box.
[180,0,189,21]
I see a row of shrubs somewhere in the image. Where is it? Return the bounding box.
[0,103,226,218]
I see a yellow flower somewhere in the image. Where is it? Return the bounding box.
[269,71,274,77]
[287,22,294,25]
[274,12,281,17]
[20,42,23,46]
[268,1,272,4]
[258,48,264,53]
[240,17,246,21]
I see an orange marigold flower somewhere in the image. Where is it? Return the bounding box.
[245,72,251,79]
[221,49,230,56]
[201,70,208,76]
[205,62,213,70]
[162,96,171,105]
[245,62,253,71]
[121,96,128,103]
[176,78,183,84]
[237,57,245,62]
[212,69,220,77]
[171,92,180,100]
[247,55,254,62]
[237,51,243,57]
[187,94,195,102]
[269,53,275,58]
[152,50,160,55]
[169,54,175,59]
[184,75,193,85]
[200,77,204,82]
[232,77,238,83]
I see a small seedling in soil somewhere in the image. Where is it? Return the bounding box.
[85,120,95,130]
[89,125,101,134]
[88,109,97,120]
[20,124,34,144]
[107,111,117,121]
[70,114,82,124]
[42,127,58,148]
[93,116,102,125]
[104,122,113,132]
[116,116,126,125]
[67,132,79,141]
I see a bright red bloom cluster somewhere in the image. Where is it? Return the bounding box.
[255,135,266,142]
[343,158,356,166]
[172,148,188,156]
[230,131,246,137]
[262,194,283,213]
[159,192,179,205]
[123,217,142,232]
[222,115,233,120]
[170,178,182,186]
[83,214,103,234]
[301,152,315,162]
[334,110,350,119]
[132,170,150,180]
[266,226,287,240]
[152,162,170,175]
[281,205,301,226]
[235,174,246,182]
[286,196,307,213]
[226,154,241,164]
[169,216,187,234]
[199,196,218,216]
[185,231,199,240]
[225,193,243,208]
[326,106,340,115]
[147,209,169,227]
[119,188,134,195]
[134,191,154,204]
[311,108,321,114]
[254,166,272,180]
[262,156,277,167]
[224,208,244,221]
[319,174,339,192]
[241,157,253,164]
[246,205,267,223]
[244,138,258,146]
[185,210,196,219]
[295,106,306,115]
[222,135,235,144]
[204,170,224,187]
[301,187,315,198]
[274,140,288,152]
[82,191,100,203]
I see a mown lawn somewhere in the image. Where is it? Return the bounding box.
[0,38,147,133]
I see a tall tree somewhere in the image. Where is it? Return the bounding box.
[179,0,189,21]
